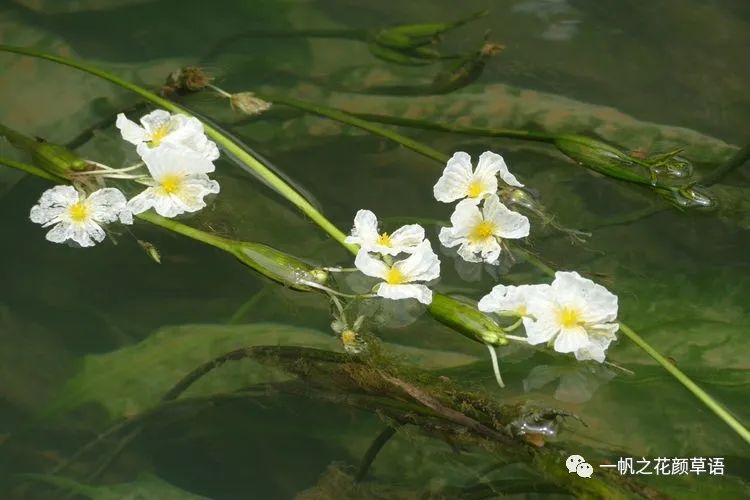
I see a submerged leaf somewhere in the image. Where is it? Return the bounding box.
[46,323,478,421]
[21,473,206,500]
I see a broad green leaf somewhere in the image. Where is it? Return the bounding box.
[21,473,206,500]
[46,322,478,421]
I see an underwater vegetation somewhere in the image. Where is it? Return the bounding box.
[0,2,749,498]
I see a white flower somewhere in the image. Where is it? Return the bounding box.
[522,271,619,363]
[345,209,425,255]
[433,151,523,204]
[354,240,440,305]
[438,194,530,264]
[116,109,219,163]
[127,145,220,218]
[478,283,550,317]
[29,185,132,247]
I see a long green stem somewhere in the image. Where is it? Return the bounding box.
[0,155,66,182]
[618,324,750,443]
[348,111,555,142]
[256,92,449,163]
[1,45,746,444]
[0,45,354,253]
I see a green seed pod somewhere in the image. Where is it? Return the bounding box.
[553,134,651,185]
[367,42,433,66]
[428,293,508,346]
[231,242,328,292]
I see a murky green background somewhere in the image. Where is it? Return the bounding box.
[1,0,749,498]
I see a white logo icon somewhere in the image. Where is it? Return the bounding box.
[566,455,593,478]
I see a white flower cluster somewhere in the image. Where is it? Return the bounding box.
[434,151,530,264]
[479,271,619,363]
[29,110,220,247]
[347,210,440,305]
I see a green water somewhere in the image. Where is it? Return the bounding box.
[1,0,749,498]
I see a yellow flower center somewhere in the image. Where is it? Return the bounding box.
[516,305,528,316]
[159,174,182,195]
[68,201,89,222]
[376,232,392,247]
[557,307,582,328]
[468,221,496,243]
[466,180,485,198]
[341,330,358,345]
[149,124,170,147]
[385,267,405,284]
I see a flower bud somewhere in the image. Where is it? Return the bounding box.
[428,293,508,346]
[230,92,272,116]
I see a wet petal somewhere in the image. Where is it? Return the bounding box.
[116,113,149,145]
[482,194,530,239]
[478,151,523,187]
[393,240,440,282]
[433,151,473,203]
[554,326,590,353]
[354,250,389,279]
[377,283,433,305]
[345,209,380,247]
[389,224,425,251]
[87,188,130,224]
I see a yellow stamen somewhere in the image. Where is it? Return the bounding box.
[149,124,170,147]
[376,232,392,247]
[68,201,89,222]
[159,175,182,195]
[341,330,358,345]
[468,221,496,243]
[385,267,404,284]
[467,180,484,198]
[516,305,527,317]
[557,307,582,328]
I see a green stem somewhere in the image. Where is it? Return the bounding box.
[348,111,556,142]
[0,155,66,183]
[619,324,750,444]
[256,92,449,163]
[135,212,234,250]
[0,45,354,253]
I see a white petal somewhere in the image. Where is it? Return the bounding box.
[139,109,172,134]
[139,143,215,179]
[167,116,219,161]
[574,344,607,363]
[470,152,500,197]
[478,237,502,264]
[170,175,220,214]
[377,283,433,305]
[551,271,618,324]
[448,198,483,237]
[482,194,530,239]
[45,222,74,244]
[479,284,548,314]
[86,188,129,224]
[457,243,483,263]
[127,188,160,215]
[30,185,79,225]
[522,298,559,344]
[553,326,590,353]
[438,226,462,249]
[389,224,425,251]
[345,209,380,247]
[433,151,473,203]
[478,151,523,187]
[116,113,149,146]
[152,194,190,218]
[354,250,389,279]
[393,240,440,282]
